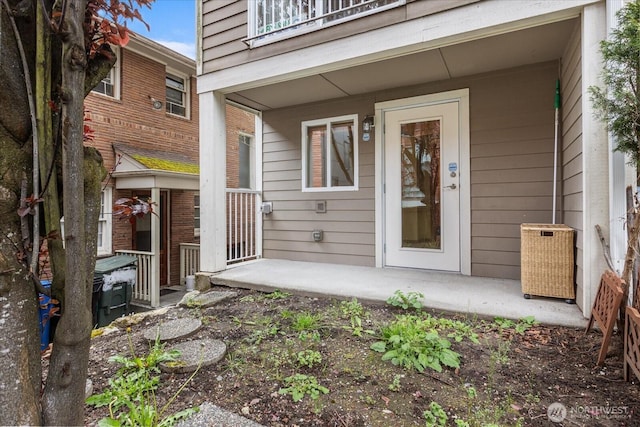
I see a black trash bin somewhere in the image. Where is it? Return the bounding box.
[93,255,137,328]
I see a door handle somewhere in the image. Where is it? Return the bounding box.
[444,183,457,190]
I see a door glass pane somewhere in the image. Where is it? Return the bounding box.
[400,120,441,249]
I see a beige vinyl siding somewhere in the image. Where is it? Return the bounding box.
[200,0,479,74]
[262,61,560,277]
[262,97,375,265]
[469,62,558,280]
[560,22,583,304]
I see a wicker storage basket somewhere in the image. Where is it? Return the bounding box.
[521,223,575,300]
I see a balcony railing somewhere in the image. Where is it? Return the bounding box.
[247,0,404,45]
[227,189,260,264]
[115,249,155,306]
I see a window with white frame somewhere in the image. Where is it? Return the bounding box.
[248,0,404,46]
[166,72,188,117]
[92,47,120,99]
[60,187,113,255]
[239,133,254,189]
[302,114,358,191]
[97,187,113,255]
[194,193,200,237]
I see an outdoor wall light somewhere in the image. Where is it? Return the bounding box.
[149,96,163,110]
[362,115,375,132]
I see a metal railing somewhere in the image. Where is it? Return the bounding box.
[116,249,154,304]
[248,0,403,41]
[227,189,260,263]
[179,243,200,285]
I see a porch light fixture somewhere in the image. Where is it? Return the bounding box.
[362,115,375,132]
[149,96,163,110]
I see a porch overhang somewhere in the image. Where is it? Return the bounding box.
[197,0,596,111]
[112,170,199,191]
[111,142,199,190]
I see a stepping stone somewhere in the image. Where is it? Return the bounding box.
[160,339,226,374]
[178,290,238,309]
[143,317,202,342]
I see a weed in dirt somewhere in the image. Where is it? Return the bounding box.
[296,349,322,368]
[386,290,425,310]
[86,287,640,426]
[290,311,322,332]
[278,373,329,402]
[423,401,448,426]
[336,298,375,337]
[86,334,197,427]
[371,314,463,372]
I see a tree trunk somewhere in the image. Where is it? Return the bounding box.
[0,1,42,424]
[41,0,93,424]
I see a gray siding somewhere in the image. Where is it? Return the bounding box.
[201,0,479,74]
[262,61,560,278]
[262,97,376,266]
[560,22,583,304]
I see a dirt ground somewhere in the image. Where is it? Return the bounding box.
[83,286,640,426]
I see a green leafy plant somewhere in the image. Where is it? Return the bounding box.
[246,323,281,345]
[291,311,322,332]
[296,349,322,368]
[421,314,479,343]
[264,289,291,300]
[371,314,460,372]
[423,401,448,427]
[338,299,374,337]
[493,316,538,335]
[86,335,198,426]
[278,373,329,402]
[386,290,424,310]
[388,374,402,392]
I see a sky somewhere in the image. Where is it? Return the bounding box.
[127,0,197,59]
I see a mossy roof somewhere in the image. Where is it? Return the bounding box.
[131,155,199,174]
[113,142,199,175]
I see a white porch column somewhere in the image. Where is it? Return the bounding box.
[150,186,161,307]
[607,0,627,276]
[581,2,608,317]
[199,90,227,272]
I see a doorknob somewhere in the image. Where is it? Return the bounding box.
[444,183,457,190]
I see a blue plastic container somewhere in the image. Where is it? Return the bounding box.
[38,280,52,351]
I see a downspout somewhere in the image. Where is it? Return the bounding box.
[606,0,628,279]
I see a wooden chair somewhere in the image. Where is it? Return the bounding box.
[624,306,640,382]
[585,270,624,365]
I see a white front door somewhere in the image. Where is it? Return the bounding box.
[384,101,460,271]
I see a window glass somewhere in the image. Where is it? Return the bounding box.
[166,73,186,116]
[194,194,200,232]
[302,115,358,191]
[239,135,252,189]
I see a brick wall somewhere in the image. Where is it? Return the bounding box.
[226,104,256,189]
[84,46,199,288]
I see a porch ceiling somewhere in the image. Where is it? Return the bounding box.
[227,18,577,111]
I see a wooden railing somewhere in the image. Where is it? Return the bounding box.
[115,249,154,305]
[179,243,200,285]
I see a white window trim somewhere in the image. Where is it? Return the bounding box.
[301,114,359,192]
[194,192,200,237]
[91,46,121,100]
[97,187,113,256]
[165,68,190,119]
[239,132,256,190]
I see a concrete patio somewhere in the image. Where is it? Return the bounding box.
[208,259,588,328]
